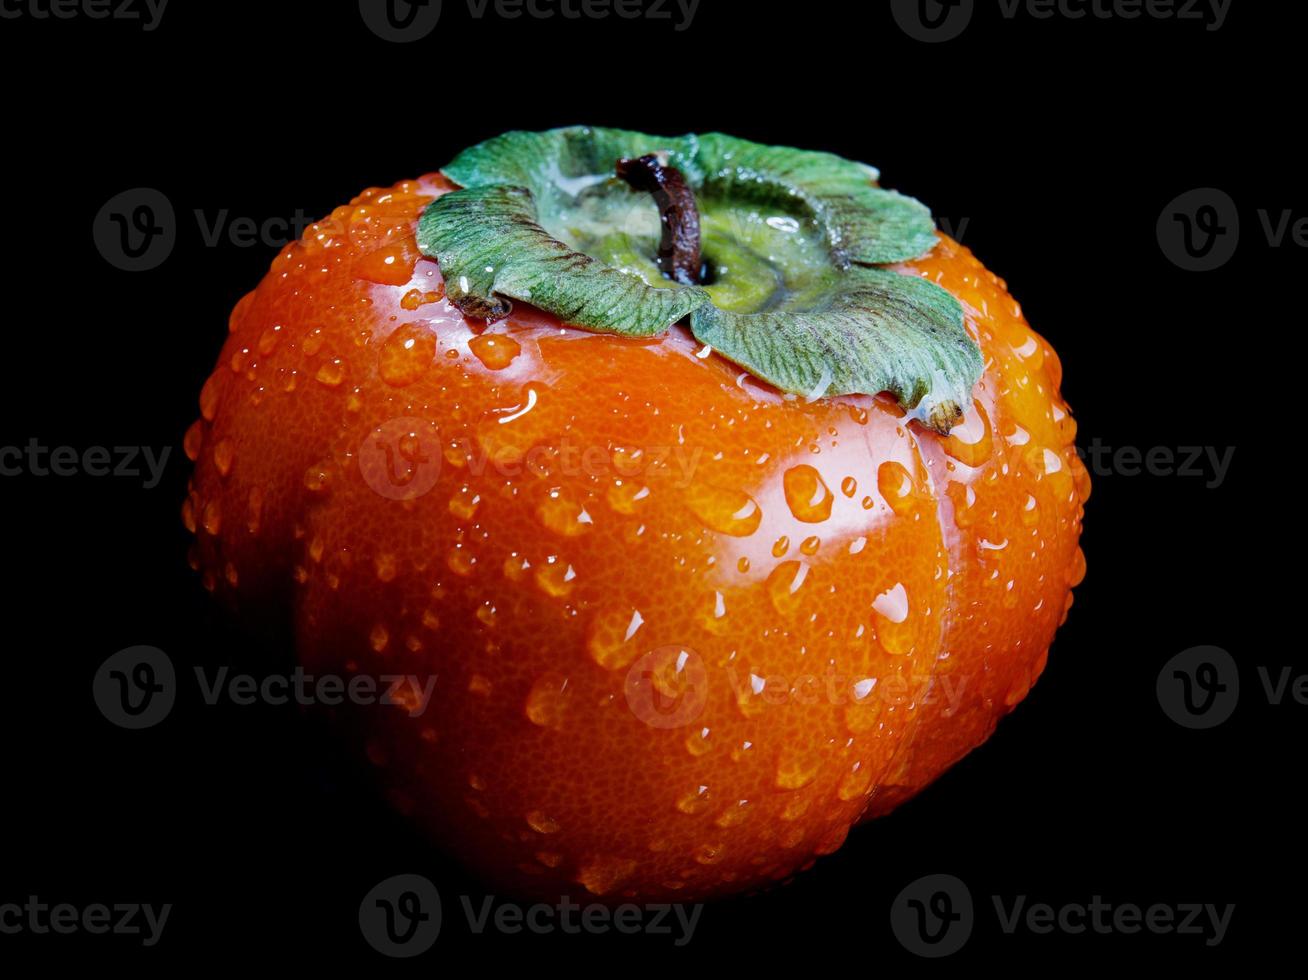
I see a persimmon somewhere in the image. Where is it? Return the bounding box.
[184,127,1088,902]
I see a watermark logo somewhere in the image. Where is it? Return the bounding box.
[361,0,698,37]
[358,417,445,501]
[1157,645,1239,729]
[358,875,703,949]
[1157,188,1240,271]
[894,0,1230,41]
[93,189,416,271]
[359,874,442,957]
[891,874,974,957]
[623,646,709,729]
[358,0,443,42]
[93,646,176,729]
[1159,189,1306,271]
[891,0,975,43]
[95,647,438,729]
[893,874,1234,953]
[93,188,176,272]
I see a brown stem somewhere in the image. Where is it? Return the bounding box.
[615,155,702,286]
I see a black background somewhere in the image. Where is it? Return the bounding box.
[1,0,1296,968]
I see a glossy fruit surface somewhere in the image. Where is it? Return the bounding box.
[185,173,1089,901]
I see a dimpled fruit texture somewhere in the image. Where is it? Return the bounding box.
[184,174,1089,903]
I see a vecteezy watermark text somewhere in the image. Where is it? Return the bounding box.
[93,646,437,730]
[359,874,701,956]
[1,440,171,489]
[0,0,168,30]
[1076,440,1234,488]
[1157,645,1307,729]
[891,874,1233,956]
[0,897,172,947]
[892,0,1230,43]
[357,0,699,42]
[1158,189,1306,271]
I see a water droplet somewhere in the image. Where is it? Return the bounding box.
[684,727,713,757]
[535,556,577,597]
[476,601,498,627]
[400,287,444,311]
[238,491,261,538]
[800,535,821,556]
[767,560,810,615]
[537,488,593,537]
[525,673,571,728]
[352,241,418,286]
[525,809,560,833]
[837,764,874,800]
[587,606,645,670]
[694,843,726,865]
[303,463,330,493]
[1021,492,1039,526]
[874,583,914,655]
[877,461,919,515]
[873,582,909,623]
[370,624,389,652]
[606,481,651,515]
[697,590,728,635]
[1067,546,1087,586]
[714,800,751,828]
[202,500,221,536]
[779,790,810,821]
[379,323,436,387]
[576,856,637,896]
[946,481,977,527]
[301,329,324,357]
[503,553,531,582]
[685,482,762,537]
[375,554,398,582]
[212,439,234,477]
[783,465,834,523]
[840,476,858,498]
[676,785,712,815]
[199,375,220,421]
[449,486,481,520]
[183,420,204,462]
[469,333,522,370]
[315,358,346,387]
[775,750,821,790]
[257,325,282,356]
[940,400,994,467]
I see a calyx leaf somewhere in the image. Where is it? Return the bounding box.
[418,126,983,432]
[690,267,978,433]
[423,184,706,336]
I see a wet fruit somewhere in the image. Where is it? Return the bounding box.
[186,128,1088,902]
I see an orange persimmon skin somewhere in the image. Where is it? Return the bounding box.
[185,175,1088,902]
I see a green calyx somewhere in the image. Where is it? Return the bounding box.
[417,126,981,433]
